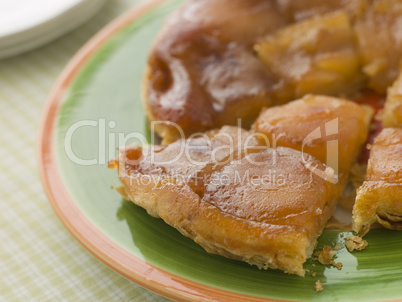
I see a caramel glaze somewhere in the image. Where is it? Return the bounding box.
[202,148,338,237]
[120,126,265,194]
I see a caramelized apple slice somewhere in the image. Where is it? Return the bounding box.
[354,0,402,93]
[353,128,402,235]
[253,95,372,182]
[382,72,402,127]
[255,11,364,103]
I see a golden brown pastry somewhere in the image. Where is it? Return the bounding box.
[114,127,339,276]
[255,11,364,103]
[353,128,402,235]
[253,95,372,183]
[354,0,402,93]
[382,72,402,127]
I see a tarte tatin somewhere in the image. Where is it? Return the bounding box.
[111,0,402,276]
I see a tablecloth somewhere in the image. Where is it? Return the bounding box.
[0,1,170,301]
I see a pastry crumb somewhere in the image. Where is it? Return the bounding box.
[345,235,368,252]
[314,245,342,269]
[315,280,324,292]
[334,261,343,270]
[312,272,316,277]
[314,246,336,265]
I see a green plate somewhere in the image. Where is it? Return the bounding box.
[40,0,402,301]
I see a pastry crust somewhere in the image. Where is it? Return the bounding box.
[353,128,402,235]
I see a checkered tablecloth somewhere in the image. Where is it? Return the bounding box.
[0,1,170,301]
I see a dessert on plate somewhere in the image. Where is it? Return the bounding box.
[112,95,370,276]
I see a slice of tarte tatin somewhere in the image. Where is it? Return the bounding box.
[112,127,339,276]
[253,94,372,187]
[353,128,402,235]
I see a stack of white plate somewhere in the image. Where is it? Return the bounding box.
[0,0,108,59]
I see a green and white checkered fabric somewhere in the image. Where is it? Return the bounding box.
[0,1,170,301]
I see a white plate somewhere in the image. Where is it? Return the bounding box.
[0,0,107,59]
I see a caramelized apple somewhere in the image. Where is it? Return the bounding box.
[255,11,364,103]
[277,0,369,21]
[253,95,372,181]
[354,0,402,93]
[144,0,286,143]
